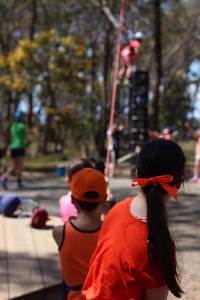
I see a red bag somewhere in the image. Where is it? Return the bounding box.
[31,208,49,228]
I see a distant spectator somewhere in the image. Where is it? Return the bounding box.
[119,31,144,82]
[0,111,27,189]
[0,127,6,173]
[107,123,124,177]
[149,127,177,141]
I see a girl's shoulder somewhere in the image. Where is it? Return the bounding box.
[107,197,132,216]
[102,196,148,245]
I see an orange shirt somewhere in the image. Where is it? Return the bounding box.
[59,222,100,300]
[82,198,165,300]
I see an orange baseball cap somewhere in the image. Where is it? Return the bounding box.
[70,168,107,203]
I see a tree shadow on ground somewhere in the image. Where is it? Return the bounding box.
[0,250,62,298]
[11,185,67,192]
[167,193,200,252]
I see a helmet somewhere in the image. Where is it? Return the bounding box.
[15,111,25,122]
[0,194,21,217]
[134,32,144,40]
[163,127,170,134]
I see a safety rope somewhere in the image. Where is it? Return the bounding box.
[105,0,126,177]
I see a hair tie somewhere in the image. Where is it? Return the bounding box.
[131,175,177,200]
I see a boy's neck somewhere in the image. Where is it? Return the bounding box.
[71,211,101,231]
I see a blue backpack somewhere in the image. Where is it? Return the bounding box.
[0,194,21,216]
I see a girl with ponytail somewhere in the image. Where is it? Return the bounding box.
[83,139,185,300]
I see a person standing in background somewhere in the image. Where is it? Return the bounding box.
[119,32,144,82]
[107,122,124,177]
[0,126,7,173]
[0,111,27,189]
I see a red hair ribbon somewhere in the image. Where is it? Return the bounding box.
[131,175,177,200]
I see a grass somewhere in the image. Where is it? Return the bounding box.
[25,155,67,171]
[1,139,196,172]
[2,154,68,172]
[178,139,195,164]
[24,140,196,171]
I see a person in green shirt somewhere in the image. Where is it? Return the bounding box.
[1,111,27,189]
[0,126,6,173]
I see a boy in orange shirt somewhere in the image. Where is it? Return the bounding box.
[53,168,107,300]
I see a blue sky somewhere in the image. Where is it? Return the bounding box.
[189,60,200,117]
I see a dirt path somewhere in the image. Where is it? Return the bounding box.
[167,186,200,299]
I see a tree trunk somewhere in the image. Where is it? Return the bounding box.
[88,42,98,154]
[28,93,33,127]
[97,0,118,158]
[97,25,113,158]
[0,28,13,141]
[5,91,14,145]
[152,0,162,130]
[28,0,37,128]
[42,74,56,153]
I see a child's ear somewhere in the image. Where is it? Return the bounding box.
[71,196,75,205]
[71,197,80,212]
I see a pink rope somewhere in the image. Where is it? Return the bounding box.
[105,0,126,177]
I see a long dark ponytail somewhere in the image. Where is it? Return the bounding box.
[137,140,185,297]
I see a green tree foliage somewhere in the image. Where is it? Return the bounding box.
[160,73,191,131]
[0,0,199,156]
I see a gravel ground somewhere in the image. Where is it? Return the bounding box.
[0,173,199,299]
[167,184,200,300]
